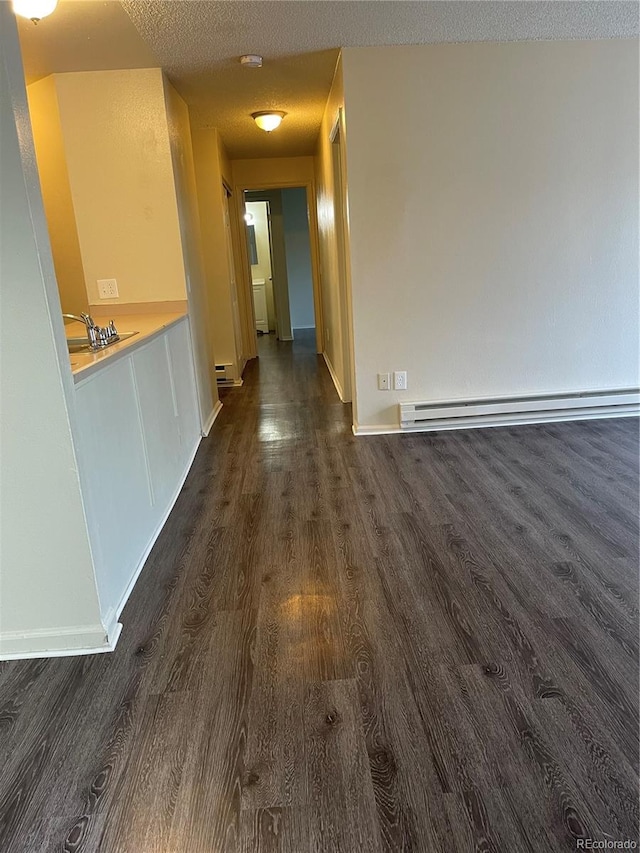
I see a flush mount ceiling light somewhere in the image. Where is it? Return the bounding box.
[251,111,286,133]
[12,0,57,23]
[244,212,255,225]
[240,54,263,69]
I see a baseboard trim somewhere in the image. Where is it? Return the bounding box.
[0,622,114,660]
[352,423,401,436]
[323,352,345,402]
[216,378,243,387]
[202,400,223,436]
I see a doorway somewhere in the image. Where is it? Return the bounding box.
[330,112,353,403]
[244,187,316,344]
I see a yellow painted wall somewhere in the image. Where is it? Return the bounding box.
[53,68,187,306]
[191,127,241,377]
[163,80,216,423]
[231,155,324,357]
[231,156,315,190]
[27,76,88,316]
[315,54,352,403]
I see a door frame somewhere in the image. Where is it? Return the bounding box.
[222,186,245,380]
[245,192,292,342]
[232,178,324,357]
[329,107,355,406]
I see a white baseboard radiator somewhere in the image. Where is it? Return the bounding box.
[215,363,234,385]
[399,389,640,432]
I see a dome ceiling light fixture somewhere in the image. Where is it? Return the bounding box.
[240,55,263,68]
[251,111,287,133]
[12,0,58,23]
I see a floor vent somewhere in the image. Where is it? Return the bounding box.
[399,389,640,432]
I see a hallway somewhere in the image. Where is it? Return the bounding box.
[0,335,638,852]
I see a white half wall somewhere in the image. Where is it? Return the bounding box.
[0,7,105,658]
[341,41,639,429]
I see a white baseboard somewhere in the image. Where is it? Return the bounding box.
[352,423,401,436]
[323,352,345,402]
[202,400,223,436]
[216,378,243,388]
[0,622,114,660]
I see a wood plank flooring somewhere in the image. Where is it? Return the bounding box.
[0,329,638,852]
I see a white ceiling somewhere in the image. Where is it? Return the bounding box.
[18,1,639,159]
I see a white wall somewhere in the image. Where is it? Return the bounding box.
[0,7,105,657]
[282,187,315,330]
[341,41,639,428]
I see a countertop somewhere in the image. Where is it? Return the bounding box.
[66,311,187,382]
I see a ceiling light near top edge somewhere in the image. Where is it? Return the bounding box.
[12,0,57,22]
[240,55,263,68]
[252,111,286,133]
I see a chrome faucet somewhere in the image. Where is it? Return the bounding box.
[62,313,120,350]
[62,312,94,328]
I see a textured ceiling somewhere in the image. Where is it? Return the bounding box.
[18,1,639,159]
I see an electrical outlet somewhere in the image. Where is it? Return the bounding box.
[378,372,390,391]
[394,371,408,391]
[97,278,119,299]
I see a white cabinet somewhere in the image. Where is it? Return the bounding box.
[73,317,200,632]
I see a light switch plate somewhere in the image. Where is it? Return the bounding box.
[378,372,390,391]
[97,278,119,299]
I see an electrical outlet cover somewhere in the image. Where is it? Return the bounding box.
[97,278,119,299]
[394,371,408,390]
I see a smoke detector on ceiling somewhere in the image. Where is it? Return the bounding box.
[240,55,263,69]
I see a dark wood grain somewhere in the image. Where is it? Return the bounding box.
[0,330,637,852]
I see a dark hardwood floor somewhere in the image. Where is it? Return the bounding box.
[0,329,638,852]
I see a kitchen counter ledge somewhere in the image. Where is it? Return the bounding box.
[66,311,187,383]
